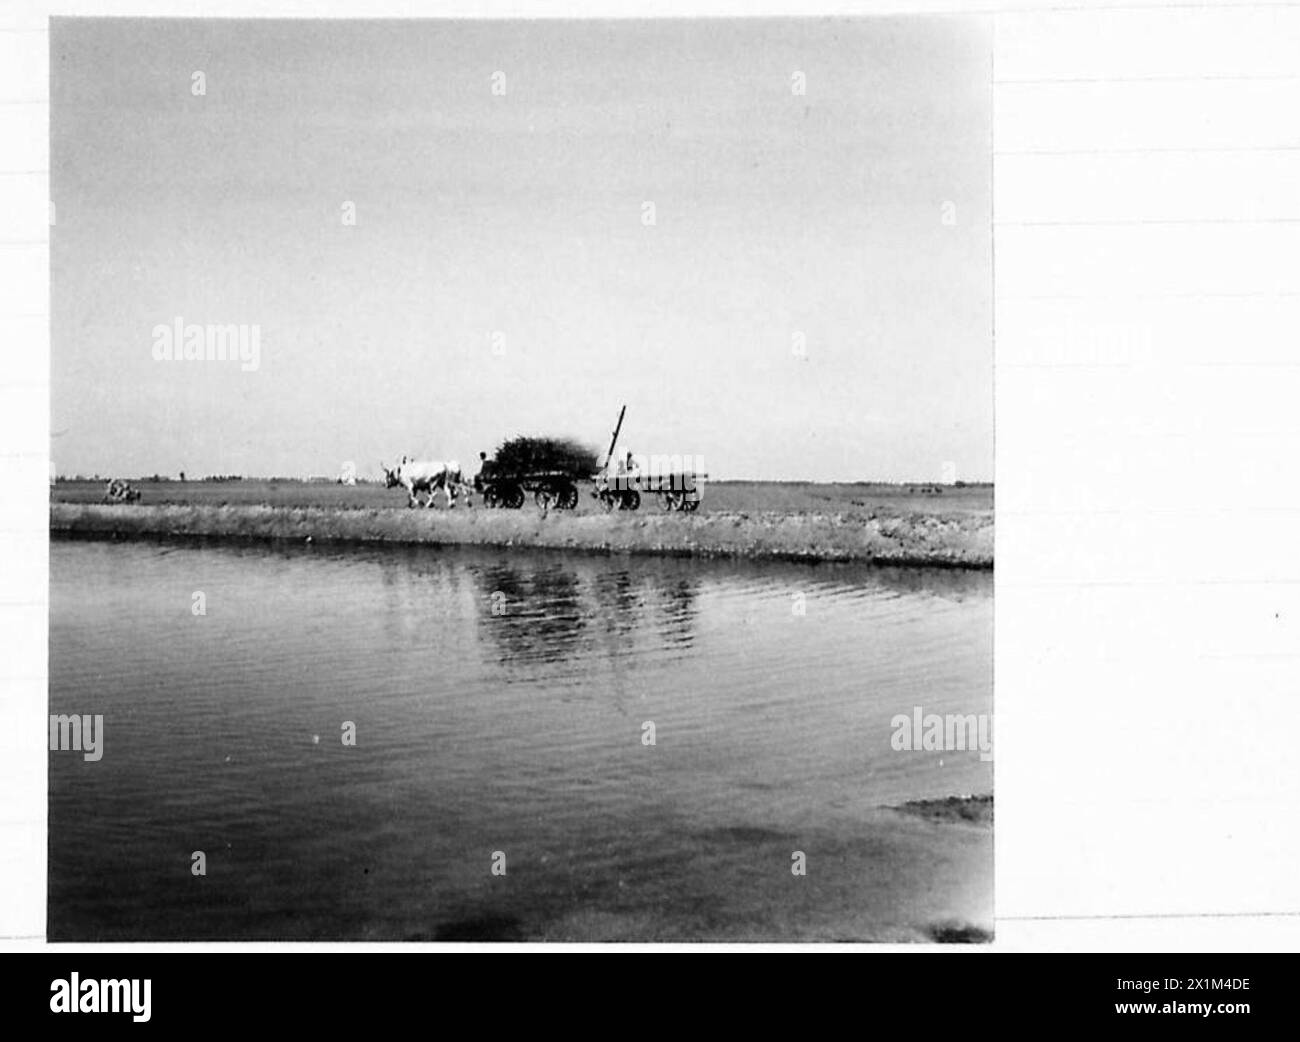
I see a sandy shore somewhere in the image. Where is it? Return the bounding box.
[51,501,993,566]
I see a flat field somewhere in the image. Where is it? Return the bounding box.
[53,478,993,518]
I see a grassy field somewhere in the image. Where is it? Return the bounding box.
[51,479,993,566]
[53,478,993,517]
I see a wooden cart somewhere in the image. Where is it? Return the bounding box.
[476,469,581,510]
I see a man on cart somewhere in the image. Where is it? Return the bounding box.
[616,450,640,485]
[473,450,491,493]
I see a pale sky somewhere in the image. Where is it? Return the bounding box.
[52,17,992,482]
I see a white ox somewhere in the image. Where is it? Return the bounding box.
[381,456,473,509]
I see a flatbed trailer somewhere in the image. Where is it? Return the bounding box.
[592,472,706,512]
[590,405,707,512]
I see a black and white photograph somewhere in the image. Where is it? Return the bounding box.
[44,14,994,942]
[1,0,1298,1017]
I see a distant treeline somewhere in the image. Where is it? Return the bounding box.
[56,474,177,482]
[56,473,992,487]
[55,474,367,483]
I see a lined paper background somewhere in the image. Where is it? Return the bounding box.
[992,5,1300,949]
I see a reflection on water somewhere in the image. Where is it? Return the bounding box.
[49,539,992,941]
[478,563,592,665]
[472,561,700,669]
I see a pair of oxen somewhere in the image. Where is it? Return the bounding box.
[379,457,474,508]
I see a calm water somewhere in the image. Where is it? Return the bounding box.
[49,539,992,941]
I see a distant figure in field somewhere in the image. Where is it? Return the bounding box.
[103,478,141,504]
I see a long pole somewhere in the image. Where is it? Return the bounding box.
[602,404,627,472]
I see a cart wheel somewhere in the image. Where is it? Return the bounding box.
[535,488,557,511]
[600,491,616,513]
[660,490,684,512]
[559,483,579,510]
[683,497,700,512]
[620,490,641,511]
[506,486,525,509]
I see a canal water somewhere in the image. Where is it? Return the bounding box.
[49,539,992,941]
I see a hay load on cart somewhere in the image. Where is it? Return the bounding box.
[474,435,598,510]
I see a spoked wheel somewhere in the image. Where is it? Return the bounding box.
[482,488,500,508]
[659,490,684,512]
[599,491,617,513]
[534,487,558,511]
[504,485,525,509]
[558,483,579,510]
[620,490,641,511]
